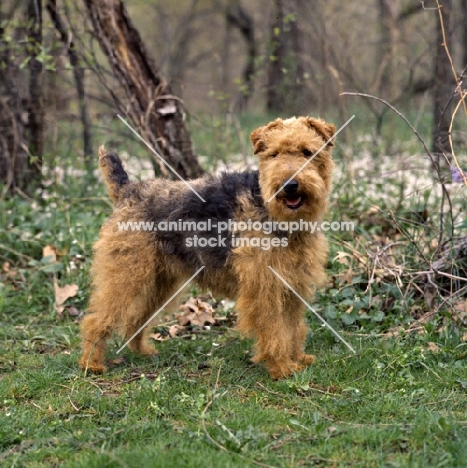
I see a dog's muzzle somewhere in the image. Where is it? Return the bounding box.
[281,180,302,209]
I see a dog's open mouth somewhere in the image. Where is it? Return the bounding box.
[283,195,303,210]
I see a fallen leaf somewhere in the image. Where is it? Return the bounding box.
[333,251,352,266]
[168,324,185,337]
[54,278,79,316]
[338,263,353,285]
[425,342,440,353]
[448,302,467,324]
[42,245,57,263]
[178,297,216,327]
[148,332,169,342]
[109,357,125,366]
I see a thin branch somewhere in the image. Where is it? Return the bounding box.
[341,91,454,256]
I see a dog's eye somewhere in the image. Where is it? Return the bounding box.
[302,149,312,157]
[270,152,278,158]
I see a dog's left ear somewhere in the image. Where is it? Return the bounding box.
[304,117,336,146]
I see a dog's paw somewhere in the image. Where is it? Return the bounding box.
[139,345,158,356]
[129,342,158,356]
[266,360,303,380]
[79,358,107,374]
[297,353,315,366]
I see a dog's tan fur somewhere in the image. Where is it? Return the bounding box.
[79,116,335,379]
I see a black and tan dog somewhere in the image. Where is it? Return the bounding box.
[79,116,336,379]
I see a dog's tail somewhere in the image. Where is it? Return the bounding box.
[98,146,129,204]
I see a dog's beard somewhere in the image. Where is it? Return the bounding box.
[260,173,327,222]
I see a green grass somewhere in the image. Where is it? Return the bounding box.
[1,111,467,467]
[2,325,467,467]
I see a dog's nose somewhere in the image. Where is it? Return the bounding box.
[282,180,299,194]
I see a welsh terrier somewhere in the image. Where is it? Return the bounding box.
[79,116,336,379]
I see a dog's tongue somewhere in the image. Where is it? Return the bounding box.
[285,196,301,208]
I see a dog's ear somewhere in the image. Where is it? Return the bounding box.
[250,119,284,154]
[304,117,336,146]
[250,127,266,154]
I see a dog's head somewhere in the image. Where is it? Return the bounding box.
[251,116,335,221]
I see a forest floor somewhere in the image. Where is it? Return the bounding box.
[1,112,467,467]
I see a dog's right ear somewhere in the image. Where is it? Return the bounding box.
[250,119,284,154]
[250,127,266,154]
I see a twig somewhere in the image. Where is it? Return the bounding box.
[341,93,432,160]
[365,241,405,293]
[0,243,34,261]
[413,270,467,283]
[256,382,281,396]
[436,0,467,118]
[340,91,454,256]
[68,396,80,412]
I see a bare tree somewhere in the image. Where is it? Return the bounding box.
[432,0,456,167]
[266,0,305,114]
[0,11,25,193]
[461,0,467,75]
[82,0,203,179]
[226,0,256,112]
[27,0,44,186]
[379,0,401,101]
[47,0,93,161]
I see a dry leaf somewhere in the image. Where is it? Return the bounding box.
[43,245,57,263]
[338,263,353,285]
[109,357,125,366]
[178,297,216,327]
[54,278,79,316]
[148,332,169,342]
[454,300,467,313]
[168,324,185,337]
[365,205,381,216]
[2,261,19,280]
[425,342,440,353]
[333,251,352,266]
[448,301,467,324]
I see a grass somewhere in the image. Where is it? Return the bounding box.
[2,326,467,466]
[1,111,467,467]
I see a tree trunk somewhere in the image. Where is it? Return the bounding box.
[266,0,304,115]
[267,0,286,113]
[432,0,455,168]
[46,0,93,161]
[462,0,467,69]
[27,0,44,187]
[0,7,29,194]
[379,0,400,101]
[226,0,256,113]
[82,0,203,179]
